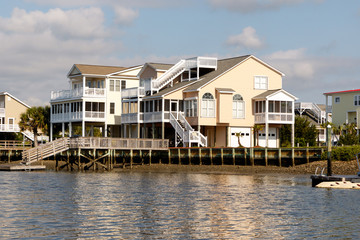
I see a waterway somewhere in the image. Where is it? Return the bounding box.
[0,171,359,239]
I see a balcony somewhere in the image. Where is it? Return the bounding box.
[0,124,20,132]
[51,87,106,101]
[51,111,105,123]
[255,113,293,124]
[185,57,218,69]
[121,87,145,99]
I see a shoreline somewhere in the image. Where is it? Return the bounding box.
[7,159,356,175]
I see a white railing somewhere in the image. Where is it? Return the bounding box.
[0,108,5,117]
[121,113,138,124]
[68,137,168,150]
[51,87,105,101]
[0,124,20,132]
[51,112,83,122]
[152,60,186,90]
[186,57,218,69]
[85,111,105,119]
[144,112,163,122]
[121,87,145,99]
[255,113,293,123]
[179,112,193,131]
[295,102,324,123]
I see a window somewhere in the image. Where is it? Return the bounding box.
[354,95,360,106]
[121,80,126,89]
[334,96,340,104]
[86,80,92,88]
[110,80,115,91]
[201,93,215,117]
[185,100,198,117]
[110,103,115,114]
[254,76,268,90]
[233,94,245,119]
[115,80,120,92]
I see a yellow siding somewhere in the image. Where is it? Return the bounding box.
[4,95,29,125]
[330,92,360,126]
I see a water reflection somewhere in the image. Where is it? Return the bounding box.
[0,172,360,239]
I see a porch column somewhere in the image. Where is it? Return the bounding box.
[62,122,65,137]
[82,76,86,94]
[104,123,108,137]
[265,99,269,147]
[162,122,165,139]
[82,121,85,137]
[138,123,140,138]
[291,101,295,148]
[50,123,53,142]
[69,122,72,137]
[152,123,155,139]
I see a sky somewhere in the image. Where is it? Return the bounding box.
[0,0,359,106]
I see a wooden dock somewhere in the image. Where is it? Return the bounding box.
[0,163,46,171]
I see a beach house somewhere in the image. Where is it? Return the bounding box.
[0,92,31,138]
[324,89,360,126]
[49,64,142,140]
[121,55,297,148]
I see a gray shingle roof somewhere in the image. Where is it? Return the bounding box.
[147,63,174,71]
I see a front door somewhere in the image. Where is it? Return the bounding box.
[171,100,178,118]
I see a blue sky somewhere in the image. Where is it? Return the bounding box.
[0,0,359,106]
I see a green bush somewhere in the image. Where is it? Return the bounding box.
[321,145,360,161]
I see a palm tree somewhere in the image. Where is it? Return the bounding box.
[19,106,48,147]
[234,132,243,147]
[253,124,264,147]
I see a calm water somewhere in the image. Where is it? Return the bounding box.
[0,171,359,239]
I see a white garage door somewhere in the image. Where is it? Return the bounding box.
[230,127,251,147]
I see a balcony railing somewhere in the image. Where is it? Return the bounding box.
[255,113,293,124]
[51,87,106,101]
[0,124,20,132]
[185,57,218,69]
[121,87,145,99]
[51,111,105,122]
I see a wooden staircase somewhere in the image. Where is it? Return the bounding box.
[21,137,70,165]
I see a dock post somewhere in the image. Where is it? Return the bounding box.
[250,148,254,166]
[292,148,295,167]
[178,148,181,165]
[168,149,171,164]
[199,148,202,165]
[130,149,133,169]
[244,148,247,166]
[149,149,152,165]
[232,148,235,165]
[78,149,81,171]
[265,148,268,166]
[210,148,213,165]
[221,148,224,165]
[188,148,191,165]
[278,148,282,167]
[306,144,310,164]
[8,150,11,163]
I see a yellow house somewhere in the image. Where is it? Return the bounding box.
[324,89,360,126]
[121,55,297,147]
[50,64,142,139]
[0,92,30,135]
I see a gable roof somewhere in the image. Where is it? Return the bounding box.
[323,89,360,95]
[143,81,197,99]
[0,92,31,108]
[252,89,298,100]
[147,63,173,71]
[68,64,128,77]
[183,55,285,93]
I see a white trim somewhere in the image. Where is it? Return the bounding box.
[184,97,198,101]
[0,92,31,108]
[107,65,143,77]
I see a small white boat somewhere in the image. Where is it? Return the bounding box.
[316,180,360,189]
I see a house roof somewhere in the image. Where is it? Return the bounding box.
[147,63,173,71]
[216,88,235,93]
[0,92,31,108]
[143,81,197,99]
[183,55,251,92]
[70,64,128,76]
[252,89,298,100]
[323,89,360,95]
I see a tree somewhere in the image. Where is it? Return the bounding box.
[338,123,359,145]
[253,124,264,147]
[19,106,49,147]
[234,132,243,147]
[280,116,318,147]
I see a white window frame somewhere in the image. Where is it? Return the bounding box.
[233,94,245,119]
[110,80,115,91]
[254,76,268,90]
[354,95,360,106]
[334,96,340,104]
[185,99,198,117]
[201,93,215,118]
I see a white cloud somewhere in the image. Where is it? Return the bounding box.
[0,7,119,106]
[114,6,139,25]
[0,7,107,39]
[208,0,321,13]
[226,27,264,49]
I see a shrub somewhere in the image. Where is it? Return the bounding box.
[321,145,360,161]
